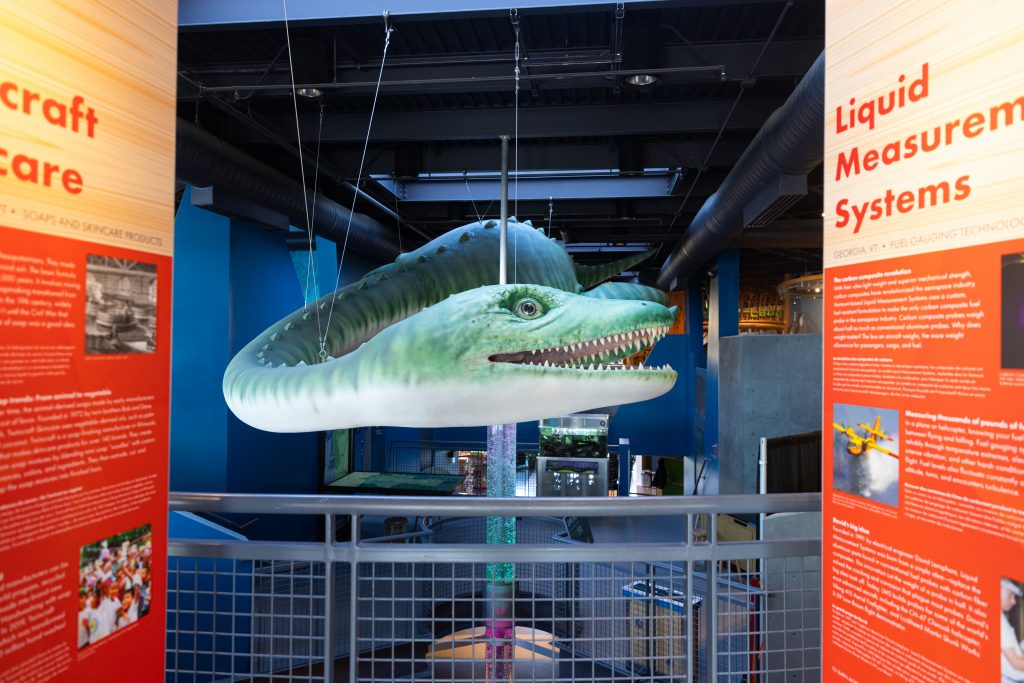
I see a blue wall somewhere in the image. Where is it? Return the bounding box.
[290,234,367,304]
[608,335,688,456]
[706,250,739,461]
[170,190,391,539]
[170,189,231,492]
[225,222,319,496]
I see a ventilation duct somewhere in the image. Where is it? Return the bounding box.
[733,226,822,249]
[175,119,400,260]
[743,174,807,228]
[656,51,825,289]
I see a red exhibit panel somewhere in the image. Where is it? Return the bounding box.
[0,1,176,680]
[824,1,1024,681]
[0,232,172,679]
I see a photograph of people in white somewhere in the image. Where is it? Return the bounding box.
[77,524,153,648]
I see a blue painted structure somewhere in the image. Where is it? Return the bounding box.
[686,275,707,457]
[180,0,662,27]
[607,334,687,456]
[701,250,738,494]
[381,171,679,202]
[224,224,319,502]
[170,189,231,492]
[170,188,384,538]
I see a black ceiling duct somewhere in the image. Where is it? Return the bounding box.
[291,37,330,98]
[176,118,401,261]
[622,23,661,86]
[656,51,825,290]
[395,143,422,179]
[618,137,644,176]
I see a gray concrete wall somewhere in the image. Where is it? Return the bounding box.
[718,334,822,494]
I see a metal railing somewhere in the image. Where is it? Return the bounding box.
[167,492,821,682]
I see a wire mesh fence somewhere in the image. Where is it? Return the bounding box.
[167,493,821,682]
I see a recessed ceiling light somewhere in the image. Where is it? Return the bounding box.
[626,74,658,86]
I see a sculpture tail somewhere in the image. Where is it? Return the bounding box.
[574,249,658,290]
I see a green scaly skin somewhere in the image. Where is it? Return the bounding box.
[223,219,677,432]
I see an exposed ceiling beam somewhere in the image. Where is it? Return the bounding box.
[180,0,804,29]
[234,99,785,143]
[314,138,752,176]
[386,172,681,202]
[182,41,821,97]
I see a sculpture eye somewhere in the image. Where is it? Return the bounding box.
[515,298,543,319]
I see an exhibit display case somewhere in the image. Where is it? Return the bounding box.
[539,413,609,458]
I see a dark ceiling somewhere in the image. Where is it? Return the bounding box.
[176,0,824,291]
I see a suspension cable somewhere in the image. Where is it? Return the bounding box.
[657,0,794,253]
[464,170,482,223]
[281,0,314,310]
[546,197,553,237]
[394,177,402,253]
[512,11,521,283]
[305,103,327,346]
[321,11,394,359]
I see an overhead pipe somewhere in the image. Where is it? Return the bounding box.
[656,51,824,289]
[175,118,401,260]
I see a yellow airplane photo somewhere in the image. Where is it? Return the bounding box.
[832,416,899,458]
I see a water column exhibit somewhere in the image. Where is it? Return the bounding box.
[485,134,516,682]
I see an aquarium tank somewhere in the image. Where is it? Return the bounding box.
[538,413,609,458]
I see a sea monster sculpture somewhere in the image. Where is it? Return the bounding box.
[223,218,678,432]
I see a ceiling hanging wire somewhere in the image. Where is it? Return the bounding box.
[281,0,316,315]
[512,9,521,284]
[394,177,402,253]
[304,103,328,348]
[656,0,794,256]
[546,197,553,237]
[464,169,482,223]
[321,10,394,359]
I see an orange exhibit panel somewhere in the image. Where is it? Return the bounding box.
[823,1,1024,681]
[0,1,176,681]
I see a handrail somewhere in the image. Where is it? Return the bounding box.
[168,491,821,517]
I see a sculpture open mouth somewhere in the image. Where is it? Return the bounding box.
[488,324,673,372]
